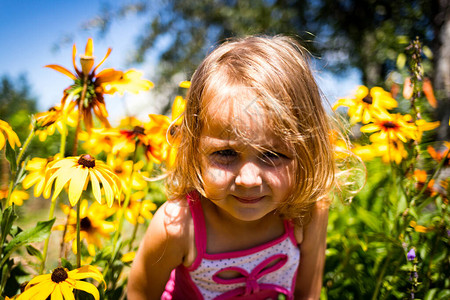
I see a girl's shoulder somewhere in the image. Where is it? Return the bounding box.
[152,199,193,241]
[148,199,196,265]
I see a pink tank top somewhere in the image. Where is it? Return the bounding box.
[162,192,300,300]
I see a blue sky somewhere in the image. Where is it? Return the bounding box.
[0,0,361,123]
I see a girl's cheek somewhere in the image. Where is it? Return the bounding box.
[203,166,232,185]
[264,165,295,186]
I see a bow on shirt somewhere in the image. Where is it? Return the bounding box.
[212,254,290,299]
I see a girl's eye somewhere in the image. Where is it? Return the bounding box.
[210,149,238,164]
[260,151,288,165]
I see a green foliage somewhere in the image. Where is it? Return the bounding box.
[80,0,444,88]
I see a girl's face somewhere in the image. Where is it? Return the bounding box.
[199,97,295,223]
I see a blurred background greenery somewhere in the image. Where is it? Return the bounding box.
[1,1,449,299]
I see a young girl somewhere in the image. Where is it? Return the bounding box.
[128,35,335,299]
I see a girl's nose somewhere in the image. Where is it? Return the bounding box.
[235,162,263,187]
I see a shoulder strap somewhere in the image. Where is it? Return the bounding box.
[283,219,299,246]
[187,192,207,263]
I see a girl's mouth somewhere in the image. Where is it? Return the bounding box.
[233,195,265,204]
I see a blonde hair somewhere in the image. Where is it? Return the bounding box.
[166,35,336,224]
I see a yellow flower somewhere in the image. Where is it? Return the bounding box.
[179,80,191,88]
[361,113,417,143]
[402,114,440,142]
[119,116,143,128]
[373,140,408,164]
[54,200,116,256]
[46,38,153,131]
[351,144,381,161]
[102,69,153,95]
[17,265,104,300]
[333,86,397,124]
[114,116,170,163]
[79,127,120,155]
[34,105,78,142]
[107,155,149,192]
[409,220,432,233]
[115,191,157,225]
[43,154,121,207]
[0,189,29,206]
[22,156,58,197]
[0,119,21,150]
[121,251,136,263]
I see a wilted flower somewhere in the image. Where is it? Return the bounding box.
[46,38,153,131]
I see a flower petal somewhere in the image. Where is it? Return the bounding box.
[69,265,104,285]
[45,65,77,80]
[89,169,102,204]
[50,169,73,201]
[26,274,52,287]
[92,48,112,74]
[68,166,89,206]
[51,284,64,300]
[60,282,75,300]
[74,281,100,300]
[92,169,114,207]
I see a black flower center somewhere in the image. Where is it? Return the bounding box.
[78,154,96,168]
[80,217,92,231]
[133,126,145,135]
[51,267,68,283]
[382,121,397,129]
[362,96,373,104]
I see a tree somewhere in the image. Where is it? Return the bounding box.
[80,0,449,135]
[0,75,37,140]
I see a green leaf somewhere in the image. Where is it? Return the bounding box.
[356,207,382,232]
[438,290,450,299]
[2,219,55,263]
[26,245,43,261]
[0,205,17,247]
[424,288,438,300]
[396,53,407,70]
[5,141,17,172]
[60,258,73,271]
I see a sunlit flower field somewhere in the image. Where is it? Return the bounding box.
[0,38,448,299]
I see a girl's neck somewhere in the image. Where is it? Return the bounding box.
[200,196,285,253]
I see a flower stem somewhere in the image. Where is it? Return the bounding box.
[4,128,35,209]
[16,128,35,168]
[76,201,81,268]
[371,253,391,300]
[128,202,143,252]
[39,198,58,274]
[104,143,138,277]
[59,209,71,260]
